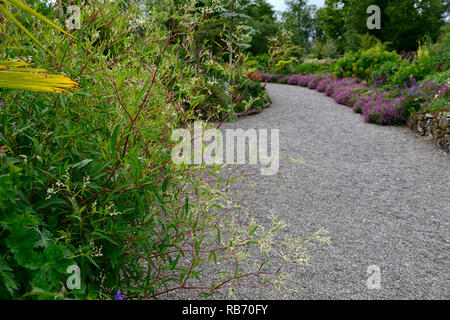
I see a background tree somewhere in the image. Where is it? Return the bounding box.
[315,0,347,51]
[241,0,279,55]
[316,0,449,53]
[282,0,317,47]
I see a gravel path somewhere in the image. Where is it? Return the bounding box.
[169,83,450,300]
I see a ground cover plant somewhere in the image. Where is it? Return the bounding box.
[259,20,450,126]
[260,72,449,125]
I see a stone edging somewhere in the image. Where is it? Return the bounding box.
[407,112,450,153]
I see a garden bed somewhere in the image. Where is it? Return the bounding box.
[260,71,449,152]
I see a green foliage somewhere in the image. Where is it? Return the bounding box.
[423,25,450,70]
[254,54,271,69]
[0,0,327,300]
[358,33,390,51]
[265,30,304,75]
[282,0,318,47]
[425,69,450,85]
[0,0,238,299]
[419,96,450,113]
[295,59,335,74]
[274,59,294,74]
[308,39,338,59]
[315,0,346,51]
[370,28,450,86]
[241,0,279,55]
[317,0,448,53]
[0,0,74,56]
[391,55,439,86]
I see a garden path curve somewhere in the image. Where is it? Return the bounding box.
[176,83,450,300]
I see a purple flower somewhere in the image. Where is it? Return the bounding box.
[360,94,407,125]
[259,73,284,83]
[0,101,3,105]
[332,81,366,106]
[316,77,333,92]
[308,74,327,89]
[115,290,124,300]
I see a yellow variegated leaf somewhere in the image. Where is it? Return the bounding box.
[0,61,48,72]
[0,60,31,68]
[0,61,79,93]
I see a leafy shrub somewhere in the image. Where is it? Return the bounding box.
[422,28,450,71]
[274,59,295,74]
[308,39,338,59]
[391,55,439,86]
[254,54,271,69]
[294,59,335,75]
[370,60,407,86]
[294,63,322,74]
[1,1,318,300]
[424,69,450,85]
[334,48,403,81]
[419,97,450,113]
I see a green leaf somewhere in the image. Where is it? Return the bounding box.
[183,196,189,219]
[215,226,221,245]
[208,252,217,264]
[260,258,271,271]
[30,245,72,291]
[33,227,53,249]
[249,226,258,236]
[70,159,93,170]
[5,225,42,269]
[0,257,18,297]
[200,292,213,298]
[110,126,120,155]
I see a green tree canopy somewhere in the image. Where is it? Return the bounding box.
[317,0,449,53]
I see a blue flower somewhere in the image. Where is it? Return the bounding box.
[115,290,123,300]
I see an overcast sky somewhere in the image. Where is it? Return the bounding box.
[267,0,325,12]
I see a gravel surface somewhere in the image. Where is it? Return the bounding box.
[167,83,450,300]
